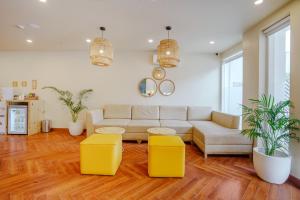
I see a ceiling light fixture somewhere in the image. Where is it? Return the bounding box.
[148,39,154,43]
[39,0,47,3]
[90,26,113,67]
[26,39,33,43]
[254,0,263,5]
[157,26,180,68]
[209,41,215,44]
[16,25,25,30]
[86,38,91,43]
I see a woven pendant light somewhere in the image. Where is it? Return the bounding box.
[157,26,180,68]
[90,27,113,67]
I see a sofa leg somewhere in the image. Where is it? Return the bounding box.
[249,153,253,160]
[137,139,142,144]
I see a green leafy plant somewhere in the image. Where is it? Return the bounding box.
[43,86,93,123]
[242,94,300,156]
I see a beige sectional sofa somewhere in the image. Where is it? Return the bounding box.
[86,105,253,158]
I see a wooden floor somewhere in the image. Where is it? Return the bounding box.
[0,130,299,200]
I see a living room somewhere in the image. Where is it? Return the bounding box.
[0,0,300,199]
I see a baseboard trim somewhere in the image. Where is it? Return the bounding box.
[52,128,68,131]
[288,175,300,188]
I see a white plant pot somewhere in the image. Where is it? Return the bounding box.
[253,147,291,184]
[68,121,84,136]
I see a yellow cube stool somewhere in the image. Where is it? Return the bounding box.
[80,134,122,175]
[148,136,185,177]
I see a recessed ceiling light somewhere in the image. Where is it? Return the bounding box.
[254,0,263,5]
[39,0,47,3]
[86,38,91,43]
[26,39,33,43]
[209,41,215,45]
[16,25,25,30]
[148,39,154,43]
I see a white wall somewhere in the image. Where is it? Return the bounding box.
[242,1,300,178]
[0,50,221,127]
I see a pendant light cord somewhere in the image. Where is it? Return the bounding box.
[100,27,105,40]
[167,29,170,49]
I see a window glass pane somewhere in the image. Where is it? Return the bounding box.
[267,25,290,153]
[268,25,290,103]
[222,55,243,115]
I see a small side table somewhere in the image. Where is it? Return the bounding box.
[95,127,126,152]
[95,127,126,135]
[147,127,176,136]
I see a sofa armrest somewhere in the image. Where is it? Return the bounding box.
[86,109,103,136]
[212,111,241,129]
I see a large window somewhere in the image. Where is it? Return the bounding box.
[265,19,290,152]
[266,21,290,103]
[222,53,243,115]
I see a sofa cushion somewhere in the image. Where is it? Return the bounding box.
[190,121,252,145]
[127,120,160,133]
[94,119,130,131]
[160,106,187,120]
[160,120,193,134]
[188,106,212,121]
[132,105,159,120]
[212,111,240,129]
[103,105,132,119]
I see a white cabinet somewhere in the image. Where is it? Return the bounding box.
[0,102,6,134]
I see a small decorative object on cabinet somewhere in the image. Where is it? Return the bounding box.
[26,93,38,100]
[159,79,175,96]
[152,67,166,80]
[138,78,157,97]
[90,26,113,67]
[43,86,93,136]
[242,94,300,184]
[157,26,180,68]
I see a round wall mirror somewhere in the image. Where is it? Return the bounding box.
[159,79,175,96]
[138,78,157,97]
[152,67,166,80]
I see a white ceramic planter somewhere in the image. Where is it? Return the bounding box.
[68,121,84,136]
[253,147,291,184]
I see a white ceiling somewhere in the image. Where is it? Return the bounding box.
[0,0,290,53]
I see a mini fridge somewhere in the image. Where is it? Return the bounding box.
[7,103,28,135]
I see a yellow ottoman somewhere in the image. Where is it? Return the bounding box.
[148,136,185,177]
[80,134,122,175]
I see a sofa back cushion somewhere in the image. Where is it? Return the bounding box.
[103,105,132,119]
[132,105,159,120]
[188,106,212,121]
[160,106,187,120]
[212,111,240,129]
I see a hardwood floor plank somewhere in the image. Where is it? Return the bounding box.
[0,131,299,200]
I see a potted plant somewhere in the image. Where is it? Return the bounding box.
[242,94,300,184]
[43,86,93,136]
